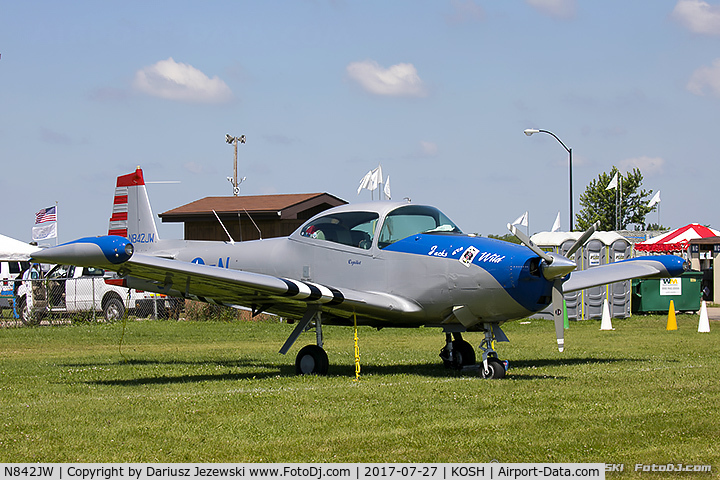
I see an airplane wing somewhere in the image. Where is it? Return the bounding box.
[124,254,423,319]
[31,238,423,324]
[562,255,687,293]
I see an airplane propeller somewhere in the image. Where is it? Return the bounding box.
[507,221,600,352]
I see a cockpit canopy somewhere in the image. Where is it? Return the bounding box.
[299,204,461,250]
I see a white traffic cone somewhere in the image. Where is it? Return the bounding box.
[698,300,710,333]
[600,298,614,330]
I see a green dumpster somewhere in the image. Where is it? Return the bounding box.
[632,270,704,313]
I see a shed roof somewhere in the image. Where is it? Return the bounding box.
[158,193,347,222]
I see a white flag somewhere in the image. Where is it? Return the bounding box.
[358,165,384,194]
[32,222,57,241]
[512,211,528,227]
[551,211,561,232]
[357,170,373,194]
[384,176,391,200]
[648,190,661,208]
[606,172,618,190]
[369,164,382,191]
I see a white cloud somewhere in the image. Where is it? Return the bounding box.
[346,60,427,97]
[525,0,576,19]
[687,58,720,96]
[672,0,720,35]
[133,57,233,103]
[618,156,665,176]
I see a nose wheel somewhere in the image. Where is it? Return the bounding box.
[478,323,507,379]
[480,356,506,379]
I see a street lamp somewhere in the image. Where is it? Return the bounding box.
[524,129,574,231]
[226,134,246,196]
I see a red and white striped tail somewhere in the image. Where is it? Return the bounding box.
[108,167,158,247]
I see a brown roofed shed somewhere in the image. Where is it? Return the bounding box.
[159,193,347,242]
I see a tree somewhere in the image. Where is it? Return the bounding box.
[575,167,656,231]
[487,233,522,244]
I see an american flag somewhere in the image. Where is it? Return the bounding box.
[35,206,57,224]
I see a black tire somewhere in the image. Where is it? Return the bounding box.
[295,345,329,375]
[480,357,506,379]
[441,340,476,370]
[103,297,125,322]
[18,297,39,326]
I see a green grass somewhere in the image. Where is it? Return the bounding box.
[1,316,719,473]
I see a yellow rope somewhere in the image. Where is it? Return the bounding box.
[353,312,360,381]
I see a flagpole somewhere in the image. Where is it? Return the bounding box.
[617,175,622,230]
[55,201,59,246]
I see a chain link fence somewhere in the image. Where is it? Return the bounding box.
[1,275,183,327]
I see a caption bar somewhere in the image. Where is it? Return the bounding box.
[1,464,609,480]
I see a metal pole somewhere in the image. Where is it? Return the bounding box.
[525,129,573,231]
[233,140,238,196]
[568,148,573,232]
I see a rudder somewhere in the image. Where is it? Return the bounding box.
[108,167,159,249]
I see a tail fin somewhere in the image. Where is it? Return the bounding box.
[108,167,159,248]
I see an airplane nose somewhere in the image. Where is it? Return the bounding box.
[541,253,576,280]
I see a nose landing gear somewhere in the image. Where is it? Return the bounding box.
[440,324,508,379]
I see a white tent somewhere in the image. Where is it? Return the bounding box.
[0,234,42,261]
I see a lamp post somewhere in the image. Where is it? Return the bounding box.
[524,128,573,231]
[226,134,246,196]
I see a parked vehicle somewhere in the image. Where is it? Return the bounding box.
[1,260,30,316]
[15,263,180,325]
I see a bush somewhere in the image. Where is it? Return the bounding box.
[181,300,276,322]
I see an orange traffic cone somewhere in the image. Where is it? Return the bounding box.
[666,300,677,331]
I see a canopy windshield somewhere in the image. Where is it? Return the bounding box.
[378,205,461,249]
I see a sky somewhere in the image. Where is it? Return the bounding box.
[2,0,720,245]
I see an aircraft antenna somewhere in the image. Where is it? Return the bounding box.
[212,210,235,245]
[242,208,262,240]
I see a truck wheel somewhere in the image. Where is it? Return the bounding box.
[18,297,39,326]
[103,297,125,322]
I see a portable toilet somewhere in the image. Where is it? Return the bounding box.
[582,238,607,319]
[559,237,582,320]
[532,230,633,321]
[606,235,632,318]
[531,231,582,320]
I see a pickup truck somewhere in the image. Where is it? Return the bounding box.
[15,263,179,325]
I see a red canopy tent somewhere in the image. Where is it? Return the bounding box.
[635,223,720,253]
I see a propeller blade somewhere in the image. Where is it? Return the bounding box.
[552,279,565,352]
[507,223,554,264]
[566,221,600,258]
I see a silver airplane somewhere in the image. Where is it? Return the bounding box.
[33,167,686,378]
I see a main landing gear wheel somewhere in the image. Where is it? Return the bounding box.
[295,345,329,375]
[480,357,506,379]
[441,338,476,370]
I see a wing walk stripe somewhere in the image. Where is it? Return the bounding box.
[281,278,344,305]
[282,279,300,297]
[326,286,345,305]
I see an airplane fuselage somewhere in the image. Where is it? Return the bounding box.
[143,226,551,329]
